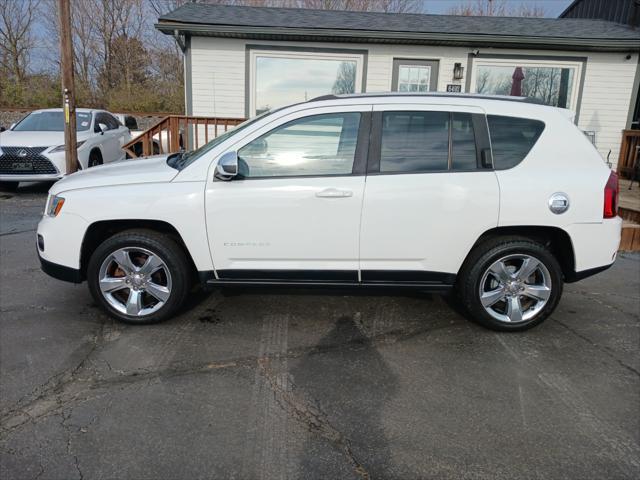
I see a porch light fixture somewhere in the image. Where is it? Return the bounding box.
[453,63,464,80]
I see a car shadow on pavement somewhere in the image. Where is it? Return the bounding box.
[290,315,400,479]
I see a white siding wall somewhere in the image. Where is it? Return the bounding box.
[577,51,638,167]
[190,36,638,167]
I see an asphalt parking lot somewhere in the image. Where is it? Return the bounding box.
[1,184,639,480]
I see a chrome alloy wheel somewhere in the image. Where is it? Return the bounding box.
[479,254,552,324]
[98,247,172,317]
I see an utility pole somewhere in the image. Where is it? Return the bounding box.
[58,0,77,174]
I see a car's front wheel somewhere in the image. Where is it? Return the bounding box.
[87,230,192,324]
[457,237,563,331]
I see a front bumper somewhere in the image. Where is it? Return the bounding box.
[0,173,64,182]
[38,252,82,283]
[0,147,66,179]
[37,212,88,279]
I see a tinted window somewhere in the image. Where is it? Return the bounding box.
[451,112,477,170]
[488,115,545,169]
[237,113,360,178]
[380,111,449,172]
[13,111,92,132]
[104,114,120,130]
[96,113,119,131]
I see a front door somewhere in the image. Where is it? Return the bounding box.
[206,106,370,282]
[359,104,500,284]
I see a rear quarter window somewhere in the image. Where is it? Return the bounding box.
[487,115,545,169]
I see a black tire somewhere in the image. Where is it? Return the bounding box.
[88,150,103,168]
[457,236,563,332]
[0,181,19,192]
[87,229,192,324]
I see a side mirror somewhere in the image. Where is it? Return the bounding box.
[0,126,5,132]
[98,123,108,134]
[215,151,239,181]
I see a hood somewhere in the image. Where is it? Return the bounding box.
[50,155,178,194]
[0,130,92,148]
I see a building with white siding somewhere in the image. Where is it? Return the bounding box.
[156,3,640,167]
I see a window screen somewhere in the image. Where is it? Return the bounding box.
[237,113,360,178]
[487,115,545,169]
[380,111,449,172]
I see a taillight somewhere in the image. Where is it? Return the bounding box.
[603,171,619,218]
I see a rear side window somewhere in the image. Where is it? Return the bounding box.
[380,111,450,172]
[379,111,481,173]
[487,115,545,169]
[451,112,477,170]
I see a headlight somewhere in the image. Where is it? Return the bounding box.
[46,195,65,217]
[50,140,86,153]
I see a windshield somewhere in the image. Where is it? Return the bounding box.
[13,111,92,132]
[170,109,281,170]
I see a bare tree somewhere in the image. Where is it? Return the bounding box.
[0,0,41,85]
[448,0,545,17]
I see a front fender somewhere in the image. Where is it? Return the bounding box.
[55,181,213,271]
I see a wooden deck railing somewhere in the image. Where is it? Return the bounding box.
[617,129,640,179]
[123,115,245,158]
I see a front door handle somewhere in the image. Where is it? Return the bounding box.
[315,188,353,198]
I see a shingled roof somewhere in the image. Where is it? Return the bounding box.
[156,3,640,52]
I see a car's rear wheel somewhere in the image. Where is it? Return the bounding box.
[87,230,192,324]
[457,237,563,331]
[0,181,19,192]
[88,150,103,168]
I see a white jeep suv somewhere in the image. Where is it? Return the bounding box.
[36,94,622,331]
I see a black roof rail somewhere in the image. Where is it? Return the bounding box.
[308,92,546,105]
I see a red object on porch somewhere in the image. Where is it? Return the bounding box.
[510,67,525,96]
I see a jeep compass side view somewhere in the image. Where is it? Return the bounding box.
[37,94,621,331]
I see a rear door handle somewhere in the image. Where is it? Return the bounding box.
[315,188,353,198]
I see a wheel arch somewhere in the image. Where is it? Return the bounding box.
[89,147,103,160]
[80,219,197,280]
[465,225,575,280]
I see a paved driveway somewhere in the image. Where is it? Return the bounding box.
[1,185,639,479]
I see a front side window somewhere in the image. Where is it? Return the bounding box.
[487,115,545,169]
[252,51,362,115]
[238,113,361,178]
[475,62,578,108]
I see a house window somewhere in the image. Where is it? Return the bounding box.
[392,59,439,92]
[472,59,582,109]
[250,50,363,116]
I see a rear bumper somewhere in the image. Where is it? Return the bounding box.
[565,262,614,283]
[39,254,82,283]
[565,217,622,274]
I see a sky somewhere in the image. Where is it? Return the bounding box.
[420,0,574,17]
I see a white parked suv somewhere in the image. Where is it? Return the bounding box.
[36,94,621,331]
[0,108,130,190]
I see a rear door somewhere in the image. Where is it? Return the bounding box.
[359,104,500,284]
